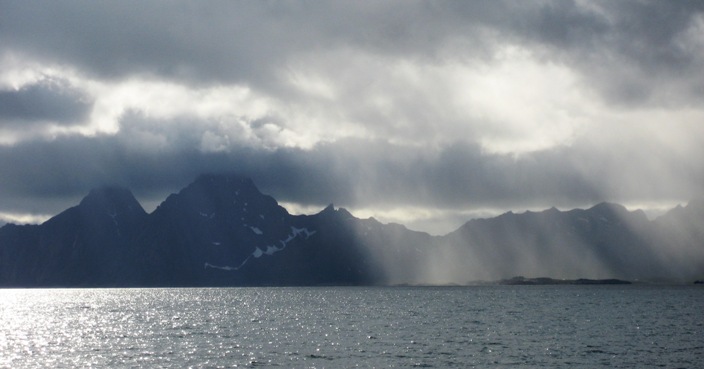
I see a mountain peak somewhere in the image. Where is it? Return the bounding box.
[589,201,628,214]
[321,203,335,213]
[84,185,132,197]
[194,172,251,185]
[154,172,288,226]
[658,198,704,221]
[187,173,260,196]
[336,207,354,219]
[79,186,144,214]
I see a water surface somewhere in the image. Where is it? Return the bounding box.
[1,286,702,368]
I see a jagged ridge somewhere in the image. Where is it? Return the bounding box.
[0,175,702,286]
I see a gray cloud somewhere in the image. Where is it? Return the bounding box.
[1,120,701,228]
[3,1,701,104]
[526,1,704,107]
[1,1,703,232]
[0,78,91,126]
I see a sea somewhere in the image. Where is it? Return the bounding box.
[1,285,702,368]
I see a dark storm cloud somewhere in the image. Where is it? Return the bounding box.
[0,78,90,126]
[2,1,702,104]
[1,1,703,231]
[3,123,702,223]
[0,1,495,99]
[486,1,704,106]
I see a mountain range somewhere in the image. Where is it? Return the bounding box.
[1,173,702,286]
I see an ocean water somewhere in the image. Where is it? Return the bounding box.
[1,286,702,368]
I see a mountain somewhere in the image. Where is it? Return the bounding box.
[650,199,704,280]
[441,203,657,282]
[0,174,394,286]
[1,174,702,286]
[0,187,147,286]
[131,174,382,286]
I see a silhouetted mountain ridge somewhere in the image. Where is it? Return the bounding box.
[1,174,702,286]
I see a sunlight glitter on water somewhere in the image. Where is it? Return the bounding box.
[1,286,702,368]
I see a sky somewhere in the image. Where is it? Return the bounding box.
[1,1,703,234]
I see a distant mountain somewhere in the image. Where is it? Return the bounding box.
[1,174,702,286]
[650,199,704,280]
[441,202,656,281]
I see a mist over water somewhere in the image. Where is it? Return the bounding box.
[357,200,704,285]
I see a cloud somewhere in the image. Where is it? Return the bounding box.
[0,78,90,124]
[538,1,704,107]
[2,116,701,233]
[4,1,701,102]
[0,1,703,233]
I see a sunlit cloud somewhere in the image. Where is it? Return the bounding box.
[0,211,52,225]
[0,1,703,234]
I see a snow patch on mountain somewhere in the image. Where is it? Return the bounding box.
[204,257,251,271]
[204,226,317,272]
[291,226,317,239]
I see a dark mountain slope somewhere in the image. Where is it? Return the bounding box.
[0,187,147,286]
[133,174,383,286]
[1,174,702,286]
